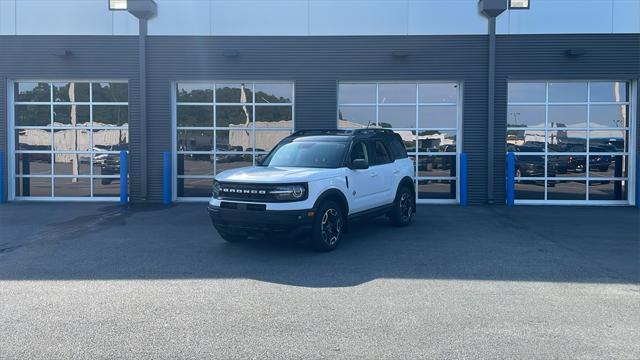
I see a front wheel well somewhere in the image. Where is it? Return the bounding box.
[314,189,349,216]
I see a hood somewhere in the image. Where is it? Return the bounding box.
[215,166,341,183]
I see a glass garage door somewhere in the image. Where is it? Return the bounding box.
[173,82,294,200]
[338,82,461,203]
[10,81,128,200]
[507,81,635,204]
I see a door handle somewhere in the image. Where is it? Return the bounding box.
[369,172,377,177]
[393,169,399,174]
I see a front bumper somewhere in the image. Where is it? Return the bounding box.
[207,203,315,237]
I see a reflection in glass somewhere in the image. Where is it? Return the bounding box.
[589,130,627,152]
[216,129,250,152]
[589,155,626,178]
[54,177,91,197]
[215,157,254,175]
[15,153,51,175]
[15,177,51,197]
[255,130,291,152]
[338,83,376,104]
[395,131,417,153]
[547,180,586,200]
[506,129,545,149]
[378,83,416,104]
[54,153,90,175]
[255,83,293,103]
[177,83,213,103]
[255,106,292,128]
[53,82,90,102]
[93,105,128,126]
[514,155,545,177]
[506,105,545,128]
[515,182,545,200]
[589,180,627,201]
[548,82,587,103]
[53,105,90,126]
[548,105,587,128]
[93,178,120,197]
[338,106,375,128]
[177,105,213,127]
[92,153,121,177]
[177,130,214,152]
[419,83,458,103]
[507,82,545,103]
[53,129,91,151]
[547,130,586,152]
[15,129,51,151]
[15,105,51,126]
[417,155,456,177]
[417,130,456,152]
[93,129,129,151]
[417,180,456,200]
[15,82,50,102]
[177,154,213,176]
[549,155,585,176]
[378,106,415,128]
[215,83,253,103]
[178,178,214,198]
[216,105,253,127]
[590,82,628,103]
[589,105,628,128]
[92,82,128,102]
[419,105,457,128]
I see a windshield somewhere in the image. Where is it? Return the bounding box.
[262,141,347,168]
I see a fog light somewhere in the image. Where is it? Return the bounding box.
[297,215,303,220]
[307,211,315,217]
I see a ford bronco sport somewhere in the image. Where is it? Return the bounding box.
[207,129,415,251]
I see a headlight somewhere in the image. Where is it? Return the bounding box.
[212,180,221,198]
[269,183,308,201]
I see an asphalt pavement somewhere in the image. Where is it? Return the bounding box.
[0,202,638,359]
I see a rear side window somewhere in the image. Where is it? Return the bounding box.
[387,135,408,159]
[367,140,392,165]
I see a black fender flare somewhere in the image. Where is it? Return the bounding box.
[397,176,415,196]
[312,188,349,215]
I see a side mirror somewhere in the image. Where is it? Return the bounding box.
[350,159,369,170]
[256,154,266,165]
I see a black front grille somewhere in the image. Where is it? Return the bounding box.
[217,182,281,202]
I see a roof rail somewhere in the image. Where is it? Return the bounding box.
[290,129,354,136]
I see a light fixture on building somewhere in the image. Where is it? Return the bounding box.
[109,0,128,10]
[509,0,530,9]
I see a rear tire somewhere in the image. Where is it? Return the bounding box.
[310,200,344,252]
[389,186,414,227]
[219,231,246,243]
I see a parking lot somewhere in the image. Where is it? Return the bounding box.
[0,203,638,359]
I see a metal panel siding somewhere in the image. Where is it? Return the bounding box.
[145,36,489,203]
[0,36,141,200]
[495,34,640,203]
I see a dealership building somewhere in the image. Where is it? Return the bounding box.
[0,0,638,206]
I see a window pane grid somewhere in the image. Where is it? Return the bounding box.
[175,81,294,199]
[12,81,128,199]
[338,81,460,202]
[507,80,633,203]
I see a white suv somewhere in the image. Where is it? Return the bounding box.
[208,129,415,251]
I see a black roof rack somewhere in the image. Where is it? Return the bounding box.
[290,128,396,138]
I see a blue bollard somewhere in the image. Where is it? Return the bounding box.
[163,151,171,205]
[119,151,128,205]
[459,152,467,206]
[0,150,5,203]
[506,152,515,206]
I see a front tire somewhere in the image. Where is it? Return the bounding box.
[311,201,344,252]
[389,186,414,227]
